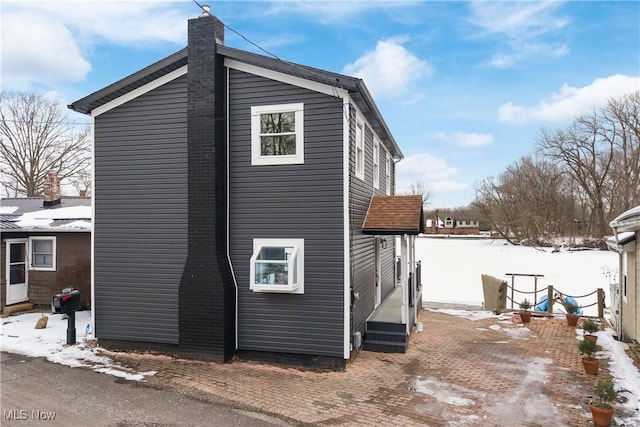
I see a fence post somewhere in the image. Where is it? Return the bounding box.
[597,288,604,318]
[510,275,515,310]
[547,285,554,314]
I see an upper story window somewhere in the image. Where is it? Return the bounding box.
[385,152,392,195]
[29,236,56,271]
[250,238,304,294]
[355,119,365,180]
[373,138,380,189]
[251,103,304,165]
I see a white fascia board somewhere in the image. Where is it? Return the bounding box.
[342,96,351,360]
[92,66,188,117]
[224,59,348,99]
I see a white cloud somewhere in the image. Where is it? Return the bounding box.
[452,132,493,147]
[2,12,92,88]
[396,153,467,195]
[499,74,640,123]
[468,2,569,68]
[422,131,493,147]
[1,1,189,90]
[343,37,432,98]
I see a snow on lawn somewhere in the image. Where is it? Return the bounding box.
[0,311,156,381]
[418,237,618,317]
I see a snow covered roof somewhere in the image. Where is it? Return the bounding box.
[605,231,636,251]
[1,197,91,233]
[610,205,640,232]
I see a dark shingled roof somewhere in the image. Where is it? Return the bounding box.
[362,195,425,235]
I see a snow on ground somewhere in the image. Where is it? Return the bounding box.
[418,237,618,317]
[0,311,156,381]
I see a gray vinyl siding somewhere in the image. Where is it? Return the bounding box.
[228,69,345,357]
[93,76,187,344]
[349,106,397,337]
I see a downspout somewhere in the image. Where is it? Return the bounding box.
[226,65,239,351]
[610,226,623,339]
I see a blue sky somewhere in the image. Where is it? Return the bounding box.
[2,0,639,207]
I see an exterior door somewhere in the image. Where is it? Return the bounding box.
[374,237,381,308]
[6,239,28,305]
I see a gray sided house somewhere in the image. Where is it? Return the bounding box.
[69,13,424,367]
[1,173,91,313]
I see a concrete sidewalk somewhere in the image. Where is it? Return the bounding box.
[106,309,618,426]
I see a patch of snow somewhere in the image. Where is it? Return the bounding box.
[412,377,480,406]
[0,205,18,214]
[428,308,498,321]
[57,220,92,230]
[16,206,91,228]
[0,311,154,382]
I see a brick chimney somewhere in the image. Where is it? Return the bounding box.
[179,10,236,362]
[42,171,61,207]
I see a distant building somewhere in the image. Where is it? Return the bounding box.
[425,215,480,235]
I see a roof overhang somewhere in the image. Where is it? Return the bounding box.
[609,205,640,233]
[606,231,636,252]
[362,195,425,236]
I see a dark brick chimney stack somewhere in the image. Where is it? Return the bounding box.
[179,11,235,362]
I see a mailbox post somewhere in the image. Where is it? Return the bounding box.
[52,288,82,345]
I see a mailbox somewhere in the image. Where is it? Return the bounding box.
[52,288,82,314]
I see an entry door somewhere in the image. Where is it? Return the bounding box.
[6,239,28,305]
[374,237,382,308]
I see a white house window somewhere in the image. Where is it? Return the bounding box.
[29,236,56,271]
[251,103,304,165]
[250,238,304,293]
[373,138,380,189]
[355,120,365,180]
[385,152,392,195]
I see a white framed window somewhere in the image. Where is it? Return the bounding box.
[251,103,304,165]
[373,137,380,189]
[385,152,392,195]
[29,236,56,271]
[355,119,365,180]
[250,238,304,294]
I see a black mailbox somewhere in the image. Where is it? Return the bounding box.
[52,288,82,314]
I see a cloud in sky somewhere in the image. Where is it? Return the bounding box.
[423,131,493,148]
[468,1,569,68]
[499,74,640,123]
[343,37,432,98]
[396,153,467,196]
[1,1,188,89]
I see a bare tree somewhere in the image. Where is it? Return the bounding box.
[70,169,92,197]
[404,181,432,207]
[0,92,90,196]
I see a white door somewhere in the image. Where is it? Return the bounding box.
[374,237,382,308]
[6,239,28,305]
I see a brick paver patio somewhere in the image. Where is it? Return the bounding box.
[104,309,625,426]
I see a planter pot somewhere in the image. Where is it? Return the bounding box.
[520,311,531,323]
[589,403,614,427]
[582,358,599,375]
[566,313,579,326]
[584,334,598,342]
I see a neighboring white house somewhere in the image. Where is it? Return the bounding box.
[607,205,640,343]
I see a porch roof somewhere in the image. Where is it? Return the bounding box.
[362,195,425,235]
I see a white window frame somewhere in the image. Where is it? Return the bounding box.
[385,152,392,195]
[355,119,365,180]
[29,236,56,271]
[250,238,304,294]
[251,103,304,166]
[373,137,380,189]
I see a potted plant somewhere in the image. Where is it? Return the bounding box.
[578,337,600,375]
[564,301,580,326]
[519,298,532,323]
[589,377,617,427]
[582,318,599,342]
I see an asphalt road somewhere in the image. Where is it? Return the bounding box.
[0,352,289,427]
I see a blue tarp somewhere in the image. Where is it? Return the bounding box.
[535,295,582,314]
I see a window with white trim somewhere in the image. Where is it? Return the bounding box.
[251,103,304,165]
[385,152,392,195]
[250,238,304,293]
[373,138,380,189]
[29,236,56,271]
[355,119,365,180]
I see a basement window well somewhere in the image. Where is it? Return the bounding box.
[250,238,304,293]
